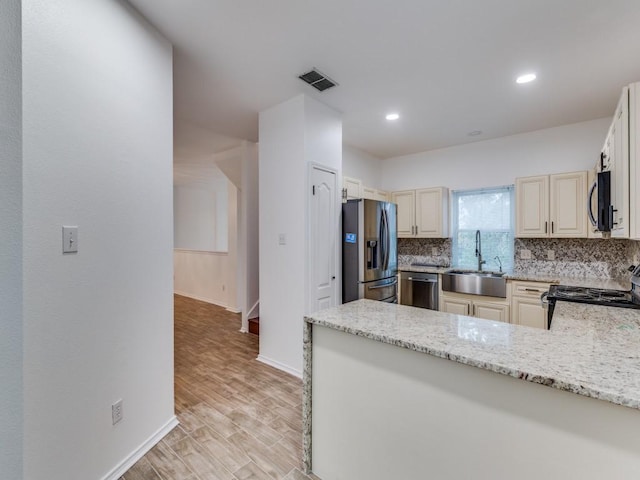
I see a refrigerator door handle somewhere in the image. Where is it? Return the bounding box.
[368,279,398,290]
[381,208,389,271]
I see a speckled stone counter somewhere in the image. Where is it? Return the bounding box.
[397,263,449,274]
[305,299,640,406]
[302,299,640,471]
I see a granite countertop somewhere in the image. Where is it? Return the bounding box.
[397,263,631,290]
[305,299,640,410]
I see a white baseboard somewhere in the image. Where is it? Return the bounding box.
[257,354,302,379]
[101,416,179,480]
[174,290,239,313]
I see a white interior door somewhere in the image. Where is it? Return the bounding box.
[310,166,338,312]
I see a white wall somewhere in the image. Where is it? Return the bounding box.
[381,118,611,191]
[343,144,383,188]
[22,2,175,479]
[174,180,239,311]
[174,186,219,251]
[259,95,342,376]
[0,1,22,478]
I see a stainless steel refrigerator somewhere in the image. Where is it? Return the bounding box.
[342,199,398,303]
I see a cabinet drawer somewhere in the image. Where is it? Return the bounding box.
[511,281,553,298]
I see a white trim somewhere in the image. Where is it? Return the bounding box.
[173,248,228,256]
[239,327,248,333]
[257,354,302,378]
[174,290,238,312]
[101,416,178,480]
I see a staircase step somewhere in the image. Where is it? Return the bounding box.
[248,317,259,336]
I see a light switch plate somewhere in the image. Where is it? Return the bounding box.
[547,250,555,261]
[278,233,286,245]
[431,247,439,256]
[62,226,78,253]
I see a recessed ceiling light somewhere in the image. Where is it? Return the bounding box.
[516,73,537,84]
[468,130,483,136]
[386,113,400,121]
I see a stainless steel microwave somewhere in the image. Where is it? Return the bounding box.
[587,170,612,232]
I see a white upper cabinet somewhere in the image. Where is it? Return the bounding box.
[374,190,389,202]
[392,187,449,238]
[516,171,587,238]
[549,171,588,237]
[605,86,630,238]
[416,188,449,237]
[392,190,416,237]
[516,175,549,237]
[343,176,362,199]
[630,83,640,240]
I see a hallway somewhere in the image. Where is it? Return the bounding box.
[123,295,316,480]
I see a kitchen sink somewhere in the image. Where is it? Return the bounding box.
[441,270,507,297]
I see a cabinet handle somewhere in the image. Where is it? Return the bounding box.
[472,304,476,316]
[524,288,541,293]
[544,221,548,234]
[551,221,554,234]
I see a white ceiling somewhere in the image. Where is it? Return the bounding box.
[129,0,640,159]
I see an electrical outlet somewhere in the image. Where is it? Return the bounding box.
[432,247,439,256]
[547,250,555,261]
[112,399,123,425]
[520,249,532,260]
[278,233,286,245]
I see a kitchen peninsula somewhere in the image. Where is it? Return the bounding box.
[303,300,640,479]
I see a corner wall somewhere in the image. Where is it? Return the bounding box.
[259,95,341,375]
[22,1,175,479]
[0,1,22,478]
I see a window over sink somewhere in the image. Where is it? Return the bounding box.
[451,186,515,272]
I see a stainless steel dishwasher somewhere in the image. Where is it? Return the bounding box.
[400,271,439,310]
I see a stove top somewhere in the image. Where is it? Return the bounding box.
[548,284,640,309]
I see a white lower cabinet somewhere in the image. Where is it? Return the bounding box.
[440,297,471,316]
[473,301,510,322]
[440,293,509,322]
[510,281,552,330]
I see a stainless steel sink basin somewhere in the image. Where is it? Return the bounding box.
[442,270,507,297]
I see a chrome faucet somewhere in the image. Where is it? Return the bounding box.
[494,255,503,273]
[475,230,486,271]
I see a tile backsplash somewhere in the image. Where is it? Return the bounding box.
[399,237,640,279]
[398,238,451,266]
[514,238,634,278]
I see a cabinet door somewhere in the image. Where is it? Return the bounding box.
[343,177,362,199]
[361,186,377,200]
[512,296,547,329]
[549,171,587,237]
[473,301,509,323]
[610,89,630,238]
[416,187,448,238]
[391,190,416,238]
[375,190,389,202]
[440,296,471,316]
[516,176,549,237]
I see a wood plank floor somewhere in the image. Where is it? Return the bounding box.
[122,295,319,480]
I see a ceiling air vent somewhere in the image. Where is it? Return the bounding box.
[298,68,337,92]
